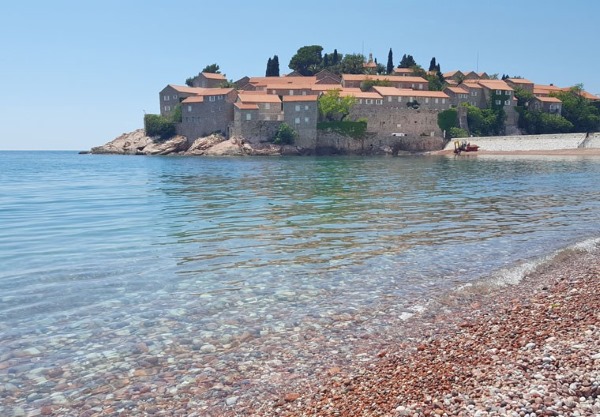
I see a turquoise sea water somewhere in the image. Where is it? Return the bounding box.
[1,151,600,413]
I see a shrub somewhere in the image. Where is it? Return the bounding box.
[438,108,459,133]
[144,114,176,140]
[448,127,469,138]
[273,123,297,145]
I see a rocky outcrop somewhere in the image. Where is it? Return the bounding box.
[142,135,189,155]
[184,134,226,155]
[204,139,245,156]
[90,129,153,155]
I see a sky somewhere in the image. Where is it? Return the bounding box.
[1,0,599,150]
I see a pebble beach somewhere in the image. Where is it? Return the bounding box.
[254,246,600,417]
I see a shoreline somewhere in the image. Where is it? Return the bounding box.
[241,243,600,416]
[432,148,600,157]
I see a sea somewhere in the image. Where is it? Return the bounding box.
[1,151,600,414]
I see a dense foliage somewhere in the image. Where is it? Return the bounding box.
[144,114,176,140]
[317,120,367,139]
[288,45,324,75]
[462,103,506,136]
[437,108,459,134]
[517,109,574,134]
[273,123,296,145]
[449,127,469,138]
[551,86,600,132]
[318,89,357,121]
[202,64,220,74]
[398,54,417,68]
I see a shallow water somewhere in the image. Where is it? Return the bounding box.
[1,151,600,412]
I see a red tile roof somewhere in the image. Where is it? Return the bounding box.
[166,84,205,94]
[535,96,562,103]
[342,74,427,83]
[507,78,533,85]
[477,80,514,91]
[238,93,282,103]
[445,86,470,94]
[181,96,204,103]
[282,95,319,102]
[201,72,226,80]
[339,89,383,100]
[234,102,259,110]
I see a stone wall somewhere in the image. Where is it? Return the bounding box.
[581,132,600,148]
[231,120,281,144]
[350,106,443,138]
[316,131,445,155]
[443,133,588,151]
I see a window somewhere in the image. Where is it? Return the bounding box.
[397,97,402,102]
[246,113,252,121]
[425,98,430,104]
[388,97,392,102]
[409,97,414,102]
[265,103,271,110]
[506,91,512,96]
[471,91,477,96]
[209,96,216,102]
[295,117,300,124]
[305,105,309,110]
[496,90,502,95]
[495,100,501,105]
[302,91,307,96]
[433,98,437,104]
[304,117,309,123]
[289,90,294,95]
[173,95,177,100]
[442,99,446,104]
[295,105,301,111]
[164,96,169,101]
[419,84,423,90]
[187,105,192,112]
[411,83,415,89]
[504,100,510,106]
[358,99,363,104]
[376,99,383,105]
[365,99,373,104]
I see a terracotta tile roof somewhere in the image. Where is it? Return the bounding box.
[234,102,259,110]
[237,93,282,103]
[535,96,562,103]
[371,86,413,96]
[201,72,226,80]
[507,78,533,85]
[394,68,414,74]
[534,84,562,92]
[166,84,205,94]
[342,74,428,83]
[339,89,383,100]
[477,80,514,91]
[371,86,450,99]
[443,70,463,78]
[248,76,317,86]
[181,96,204,103]
[445,86,470,94]
[282,95,319,102]
[311,85,344,91]
[462,81,483,89]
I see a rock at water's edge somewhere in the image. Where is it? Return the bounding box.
[90,129,154,155]
[184,134,226,155]
[141,136,189,155]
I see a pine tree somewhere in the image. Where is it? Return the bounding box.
[386,48,394,74]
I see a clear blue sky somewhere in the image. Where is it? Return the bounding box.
[1,0,599,150]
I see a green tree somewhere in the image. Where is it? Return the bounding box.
[202,63,220,73]
[437,108,459,134]
[289,45,323,75]
[266,57,273,76]
[332,49,340,64]
[144,114,176,140]
[318,89,357,121]
[463,103,505,136]
[273,123,296,145]
[518,109,574,134]
[185,77,194,87]
[449,127,469,138]
[399,54,417,68]
[513,86,535,107]
[386,48,394,74]
[339,53,366,74]
[551,85,600,132]
[272,55,280,76]
[360,78,392,92]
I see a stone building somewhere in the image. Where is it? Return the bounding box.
[282,95,319,148]
[191,72,227,88]
[177,88,237,139]
[531,96,562,114]
[341,74,428,90]
[372,86,451,111]
[159,85,205,118]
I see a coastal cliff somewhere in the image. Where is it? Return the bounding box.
[90,129,445,156]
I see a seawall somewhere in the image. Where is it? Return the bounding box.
[443,132,600,152]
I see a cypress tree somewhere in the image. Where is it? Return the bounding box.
[386,48,394,74]
[429,57,437,72]
[266,57,273,76]
[332,49,339,64]
[272,55,280,76]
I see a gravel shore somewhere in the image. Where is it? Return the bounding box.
[244,247,600,417]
